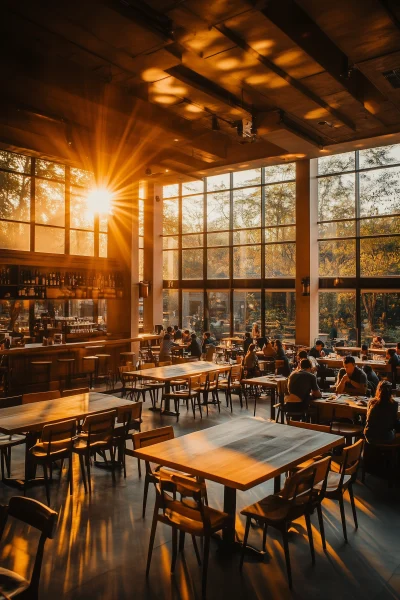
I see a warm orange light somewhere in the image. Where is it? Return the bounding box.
[86,187,114,216]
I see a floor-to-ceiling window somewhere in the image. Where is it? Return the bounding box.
[317,143,400,344]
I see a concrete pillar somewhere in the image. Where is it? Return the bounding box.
[143,182,163,332]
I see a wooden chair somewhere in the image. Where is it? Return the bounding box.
[0,496,58,599]
[0,433,26,481]
[113,402,143,478]
[72,410,116,494]
[130,363,164,406]
[146,469,230,598]
[315,438,363,543]
[161,375,202,421]
[118,365,136,398]
[201,371,220,415]
[29,419,77,505]
[275,359,285,375]
[274,392,307,424]
[240,463,320,589]
[61,387,90,397]
[316,403,363,445]
[22,390,61,405]
[217,365,244,412]
[205,346,216,361]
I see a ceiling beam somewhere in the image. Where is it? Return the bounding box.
[213,23,356,131]
[378,0,400,31]
[261,0,391,123]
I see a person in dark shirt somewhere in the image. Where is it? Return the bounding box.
[287,359,321,412]
[336,355,368,395]
[182,329,191,343]
[187,333,202,358]
[386,348,400,389]
[243,343,260,377]
[360,344,370,360]
[173,325,182,340]
[309,340,326,359]
[396,342,400,357]
[364,380,400,444]
[274,339,291,377]
[202,331,216,353]
[243,332,252,354]
[363,364,379,396]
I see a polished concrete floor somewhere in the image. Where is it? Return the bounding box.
[1,392,400,600]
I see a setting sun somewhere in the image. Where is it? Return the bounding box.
[86,187,114,216]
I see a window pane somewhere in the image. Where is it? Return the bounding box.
[139,248,144,280]
[233,291,262,333]
[264,163,295,183]
[361,292,400,345]
[163,236,179,249]
[318,221,356,239]
[233,229,261,244]
[70,230,94,256]
[138,198,144,236]
[163,198,179,235]
[207,191,230,231]
[182,234,203,248]
[265,182,296,226]
[360,237,400,276]
[35,226,64,254]
[35,159,65,180]
[265,291,296,342]
[182,291,204,336]
[163,184,179,199]
[206,173,230,192]
[0,221,30,250]
[233,246,261,278]
[163,250,178,280]
[318,240,356,276]
[318,152,355,175]
[265,226,296,243]
[318,174,355,221]
[207,232,229,246]
[359,144,400,169]
[360,216,400,237]
[207,248,229,279]
[99,233,108,258]
[265,243,295,277]
[99,214,108,233]
[182,180,203,195]
[0,150,30,174]
[319,292,356,343]
[233,187,261,229]
[36,179,65,227]
[70,190,94,230]
[163,290,179,328]
[182,195,204,233]
[139,236,144,249]
[208,292,230,341]
[233,168,261,188]
[359,166,400,217]
[182,249,203,279]
[0,171,30,221]
[70,168,94,188]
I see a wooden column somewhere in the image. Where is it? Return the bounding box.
[295,159,318,346]
[143,182,163,332]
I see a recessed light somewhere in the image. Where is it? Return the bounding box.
[165,169,169,172]
[174,138,179,142]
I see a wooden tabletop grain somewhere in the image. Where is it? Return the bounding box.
[317,357,387,370]
[242,376,288,389]
[126,362,230,382]
[0,392,133,434]
[133,417,344,491]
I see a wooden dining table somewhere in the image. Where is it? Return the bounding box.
[133,416,344,549]
[241,376,288,420]
[312,393,400,417]
[0,392,133,489]
[126,361,231,416]
[317,356,388,371]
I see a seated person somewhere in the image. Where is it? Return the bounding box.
[371,335,385,348]
[295,350,317,373]
[187,333,202,358]
[309,339,326,359]
[181,329,191,343]
[335,355,367,396]
[243,331,252,354]
[262,338,275,358]
[274,339,291,377]
[159,333,179,362]
[360,344,370,360]
[173,325,182,340]
[251,323,261,341]
[287,359,321,411]
[386,348,400,389]
[243,344,260,378]
[202,331,216,353]
[364,381,400,445]
[396,342,400,357]
[363,364,379,396]
[165,326,174,339]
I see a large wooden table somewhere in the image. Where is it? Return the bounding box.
[317,356,388,371]
[126,362,231,416]
[312,393,400,417]
[241,376,288,420]
[133,417,344,547]
[0,392,133,488]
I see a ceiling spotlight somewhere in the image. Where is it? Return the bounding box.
[317,120,334,128]
[174,138,179,142]
[211,115,220,131]
[165,169,169,172]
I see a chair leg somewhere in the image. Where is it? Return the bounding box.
[202,535,210,599]
[0,450,5,480]
[191,398,196,420]
[262,524,268,552]
[137,458,142,478]
[192,536,202,565]
[316,504,326,551]
[305,514,315,565]
[110,446,116,483]
[143,475,150,518]
[240,516,251,570]
[6,448,11,478]
[171,527,178,573]
[282,526,292,589]
[86,453,92,494]
[78,454,87,493]
[43,463,51,506]
[198,395,202,419]
[338,495,348,543]
[68,452,73,496]
[253,395,257,417]
[179,530,185,552]
[348,484,358,529]
[146,507,158,577]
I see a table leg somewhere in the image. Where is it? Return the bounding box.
[161,381,180,417]
[223,486,237,545]
[274,474,281,493]
[2,431,43,491]
[270,388,275,421]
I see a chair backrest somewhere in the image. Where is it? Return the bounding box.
[317,402,354,425]
[311,456,332,501]
[285,393,303,404]
[205,346,216,361]
[22,390,61,404]
[117,401,143,426]
[288,421,331,434]
[61,387,90,397]
[207,370,219,386]
[140,362,156,370]
[340,438,363,483]
[81,410,115,444]
[281,465,316,508]
[230,364,242,382]
[158,469,209,531]
[158,361,172,367]
[40,418,77,453]
[0,395,22,408]
[132,426,174,451]
[0,496,58,597]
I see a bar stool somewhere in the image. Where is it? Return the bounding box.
[30,361,52,391]
[83,356,99,389]
[120,352,136,366]
[57,358,75,390]
[95,353,112,386]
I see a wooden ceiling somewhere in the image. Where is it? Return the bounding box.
[1,0,400,183]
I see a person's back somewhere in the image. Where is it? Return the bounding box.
[160,334,176,360]
[244,344,259,376]
[173,326,182,340]
[262,340,275,358]
[188,334,202,358]
[288,368,320,404]
[243,333,252,354]
[364,381,399,444]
